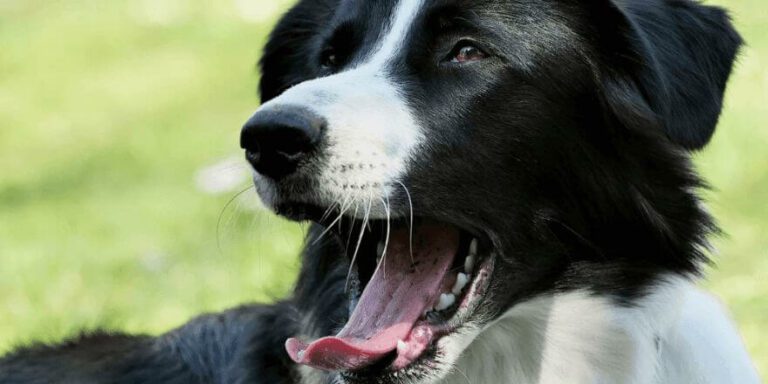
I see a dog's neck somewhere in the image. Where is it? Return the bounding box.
[439,277,686,384]
[437,275,757,384]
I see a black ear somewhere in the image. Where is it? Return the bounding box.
[259,0,331,103]
[588,0,743,150]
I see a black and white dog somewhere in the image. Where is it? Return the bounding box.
[1,0,760,383]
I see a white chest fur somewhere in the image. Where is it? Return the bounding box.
[440,278,759,384]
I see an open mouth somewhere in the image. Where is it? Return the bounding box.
[283,206,495,380]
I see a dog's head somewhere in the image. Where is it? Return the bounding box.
[242,0,740,382]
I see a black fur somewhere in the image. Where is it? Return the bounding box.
[1,0,741,382]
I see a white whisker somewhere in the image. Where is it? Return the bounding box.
[319,200,339,223]
[396,180,415,263]
[346,196,372,289]
[345,202,360,253]
[311,196,352,245]
[379,196,392,278]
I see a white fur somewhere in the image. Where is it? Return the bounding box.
[252,0,426,219]
[430,277,760,384]
[255,1,760,382]
[367,0,425,68]
[302,278,758,384]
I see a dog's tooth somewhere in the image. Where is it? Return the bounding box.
[376,241,385,260]
[452,273,469,295]
[435,293,456,311]
[397,339,407,353]
[464,255,476,274]
[297,350,305,361]
[469,238,478,255]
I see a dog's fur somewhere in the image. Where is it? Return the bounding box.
[0,0,760,383]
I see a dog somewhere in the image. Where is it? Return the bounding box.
[0,0,760,383]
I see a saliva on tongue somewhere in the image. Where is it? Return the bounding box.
[285,224,460,372]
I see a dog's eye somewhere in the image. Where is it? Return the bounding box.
[449,42,488,64]
[320,48,340,69]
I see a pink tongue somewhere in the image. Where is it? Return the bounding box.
[285,224,459,372]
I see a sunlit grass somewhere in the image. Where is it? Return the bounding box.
[0,0,302,347]
[0,0,765,378]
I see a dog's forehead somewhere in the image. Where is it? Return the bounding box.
[324,0,431,70]
[331,0,417,26]
[331,0,532,22]
[326,0,560,58]
[331,0,444,31]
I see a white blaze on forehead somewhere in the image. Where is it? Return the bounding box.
[367,0,426,66]
[253,0,428,218]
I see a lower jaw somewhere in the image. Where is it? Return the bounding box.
[342,251,496,380]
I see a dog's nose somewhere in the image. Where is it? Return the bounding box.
[240,107,325,180]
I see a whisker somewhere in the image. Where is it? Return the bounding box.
[378,196,392,279]
[346,196,372,290]
[216,185,256,255]
[396,180,415,263]
[319,200,339,223]
[344,201,360,253]
[368,195,387,279]
[311,196,352,245]
[338,203,346,232]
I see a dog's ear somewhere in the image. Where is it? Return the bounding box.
[259,0,330,103]
[586,0,742,150]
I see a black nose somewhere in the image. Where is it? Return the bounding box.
[240,107,325,180]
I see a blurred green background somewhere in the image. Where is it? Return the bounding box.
[0,0,765,378]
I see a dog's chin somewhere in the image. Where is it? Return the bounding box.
[335,332,473,384]
[260,187,498,384]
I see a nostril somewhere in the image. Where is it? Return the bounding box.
[245,148,260,165]
[240,106,325,180]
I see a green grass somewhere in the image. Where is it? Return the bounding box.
[0,0,765,379]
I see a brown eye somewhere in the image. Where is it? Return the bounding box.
[321,48,339,68]
[450,43,488,64]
